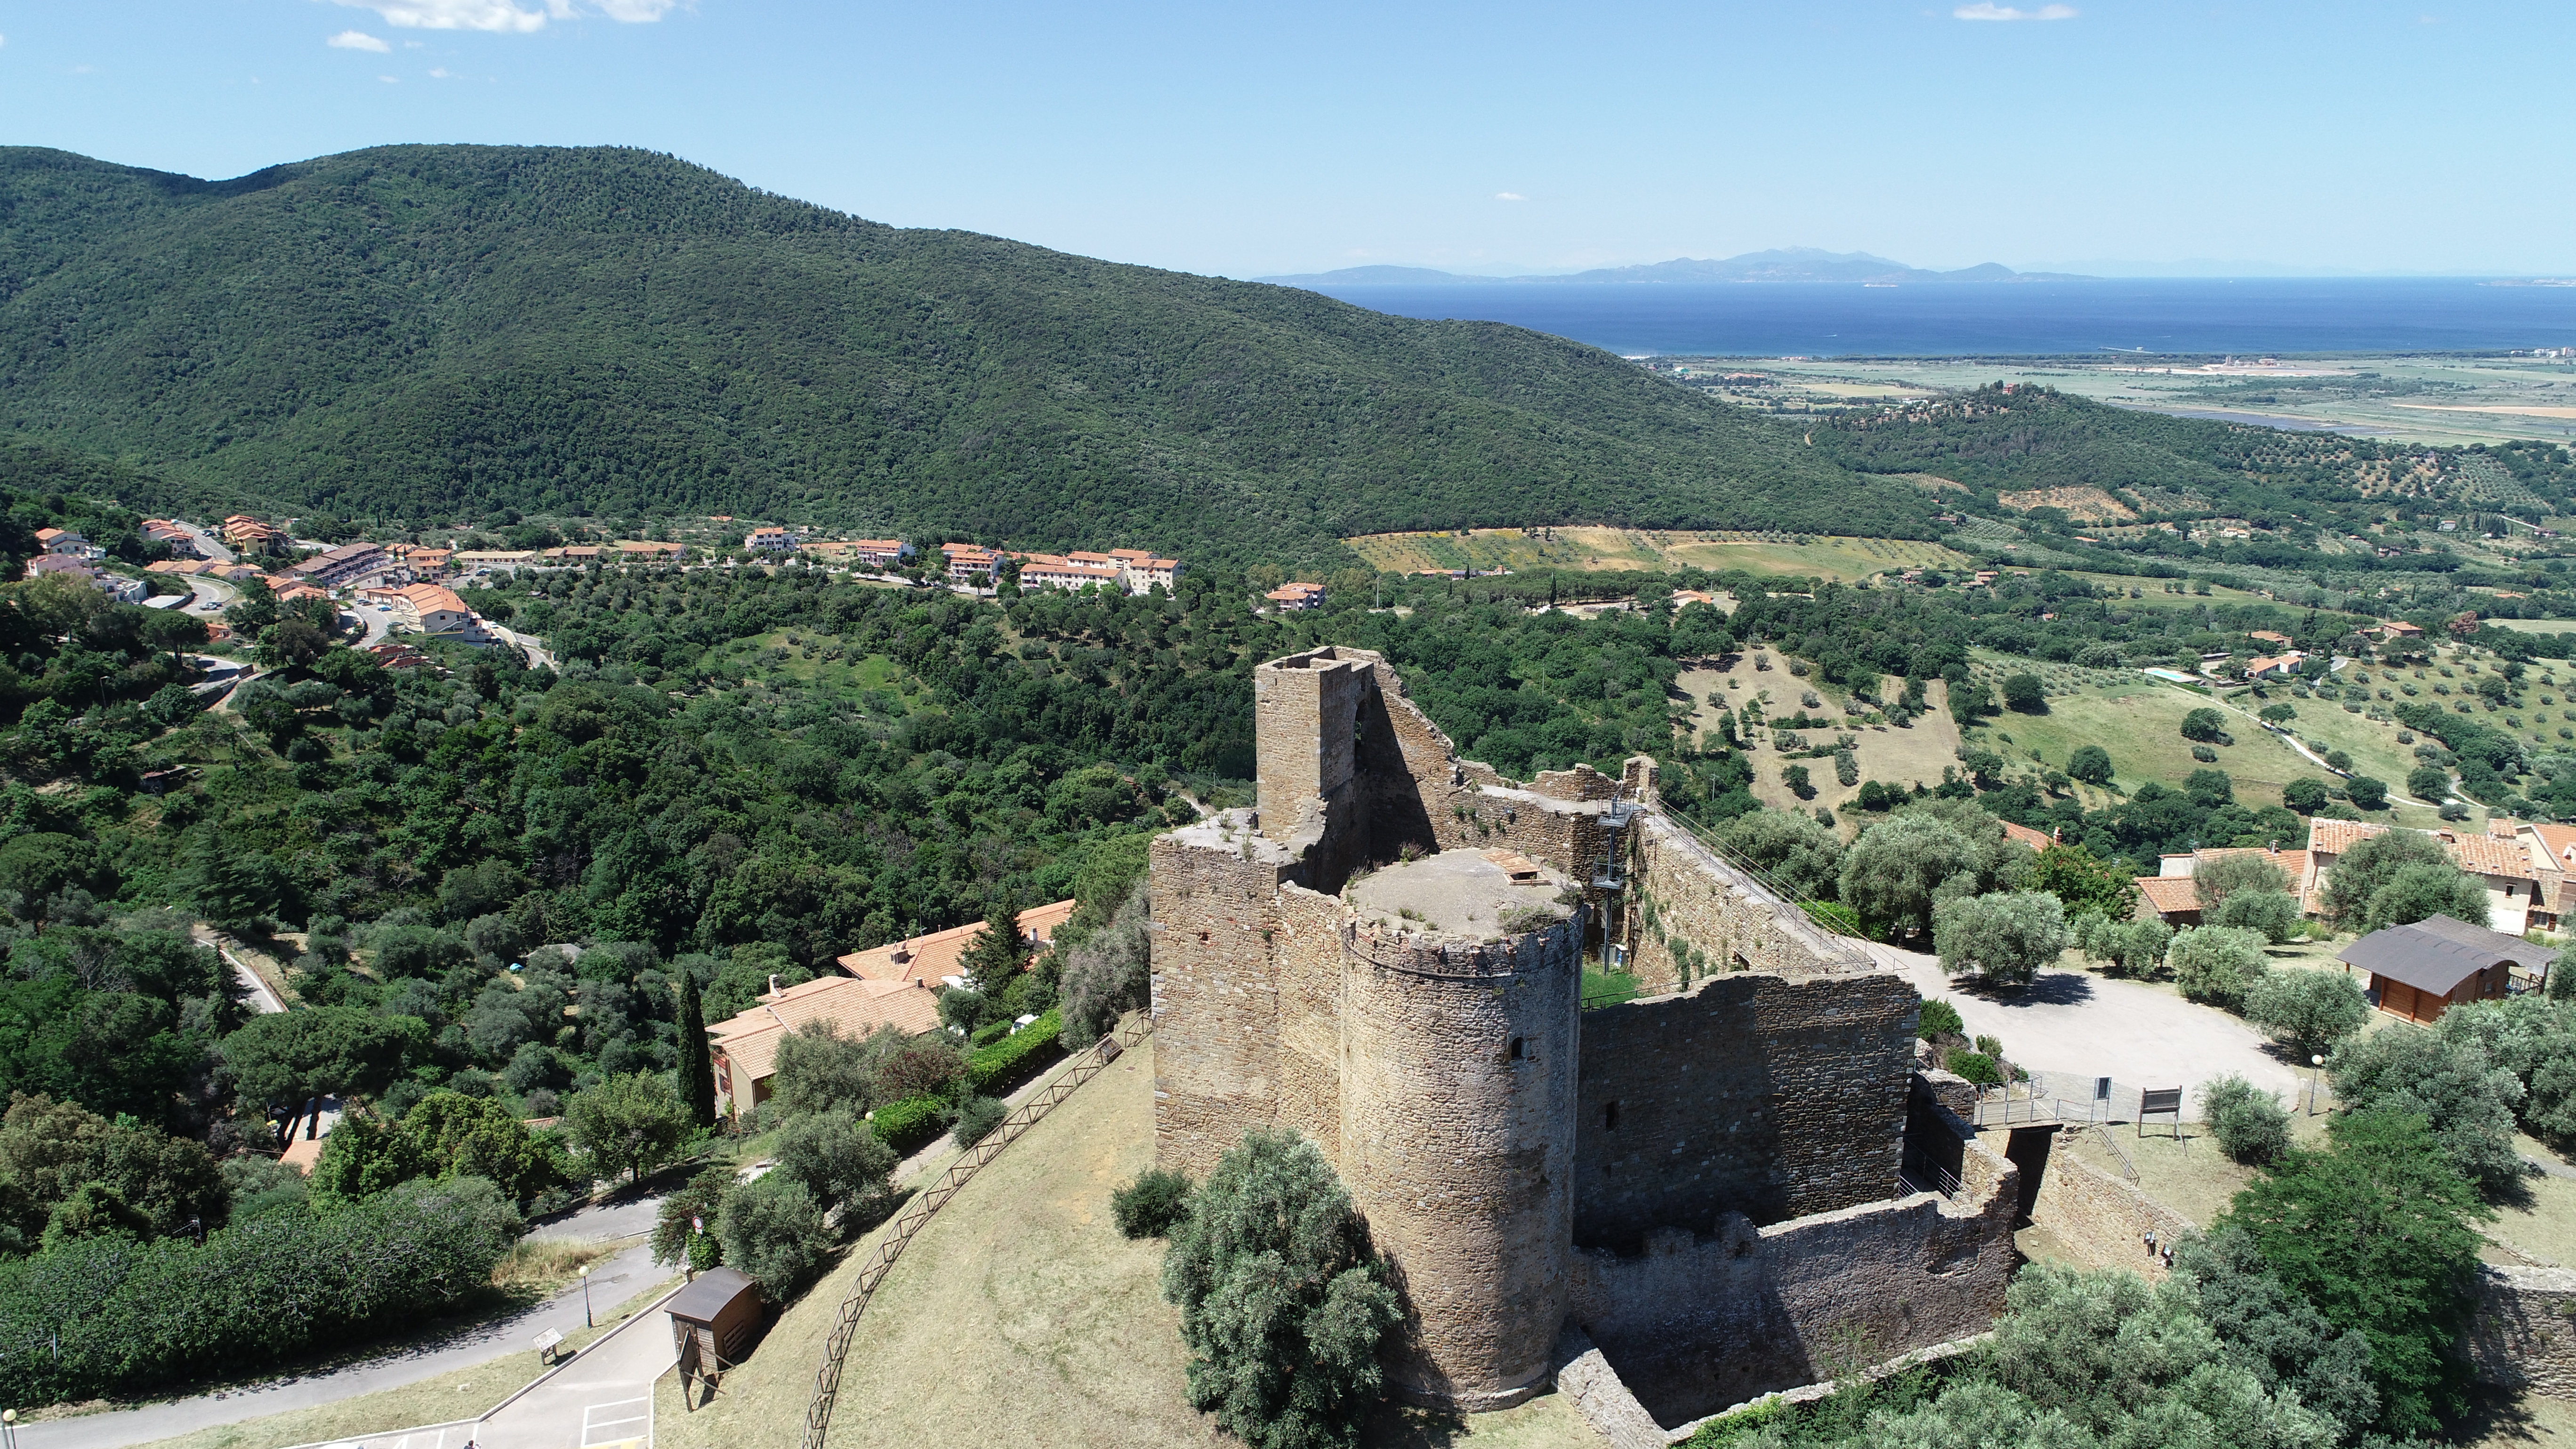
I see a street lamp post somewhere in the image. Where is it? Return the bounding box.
[580,1263,594,1328]
[5,1406,20,1449]
[2308,1054,2326,1115]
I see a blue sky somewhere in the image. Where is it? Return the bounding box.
[0,2,2566,279]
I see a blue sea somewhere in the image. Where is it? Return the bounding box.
[1293,278,2576,358]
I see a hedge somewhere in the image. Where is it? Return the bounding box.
[966,1008,1063,1098]
[869,1095,949,1158]
[0,1177,509,1406]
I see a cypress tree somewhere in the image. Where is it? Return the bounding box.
[676,972,717,1128]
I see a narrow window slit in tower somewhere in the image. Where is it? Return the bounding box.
[1510,1037,1524,1061]
[1604,1101,1619,1130]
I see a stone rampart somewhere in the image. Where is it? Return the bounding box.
[2469,1266,2576,1400]
[1574,971,1918,1244]
[2023,1133,2193,1283]
[1566,1127,2016,1430]
[1630,813,1871,994]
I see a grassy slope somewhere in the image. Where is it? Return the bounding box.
[660,1036,1605,1449]
[0,145,1933,567]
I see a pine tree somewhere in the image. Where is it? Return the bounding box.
[958,899,1026,998]
[676,972,718,1128]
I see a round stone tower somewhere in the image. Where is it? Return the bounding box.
[1336,855,1584,1409]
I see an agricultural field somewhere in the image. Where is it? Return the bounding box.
[1963,672,2311,814]
[1342,526,1972,584]
[1680,352,2576,450]
[1677,662,1963,828]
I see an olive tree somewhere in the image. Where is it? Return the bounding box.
[1932,891,2070,989]
[1720,807,1846,903]
[1161,1130,1402,1449]
[2167,926,2271,1011]
[1839,812,1980,942]
[2243,969,2370,1059]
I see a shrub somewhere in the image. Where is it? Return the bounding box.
[950,1093,1009,1147]
[2181,707,2226,742]
[1917,998,1965,1038]
[964,1008,1064,1098]
[0,1176,513,1405]
[869,1094,948,1158]
[651,1165,735,1271]
[1945,1050,2002,1086]
[2200,1074,2291,1163]
[1161,1130,1401,1449]
[2067,744,2113,785]
[715,1173,831,1297]
[1111,1167,1194,1239]
[2167,926,2270,1010]
[2243,969,2370,1058]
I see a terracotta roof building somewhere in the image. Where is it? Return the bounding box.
[706,975,945,1118]
[834,899,1079,986]
[1266,581,1327,611]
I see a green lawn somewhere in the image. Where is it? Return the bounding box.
[1973,677,2316,811]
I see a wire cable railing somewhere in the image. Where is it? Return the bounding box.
[799,1012,1154,1449]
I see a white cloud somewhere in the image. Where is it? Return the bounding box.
[327,29,393,51]
[330,0,675,31]
[1954,3,2077,18]
[379,74,399,82]
[1496,192,1528,202]
[429,66,455,78]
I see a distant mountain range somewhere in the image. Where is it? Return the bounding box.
[1255,248,2090,287]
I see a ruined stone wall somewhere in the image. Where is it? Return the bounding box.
[1574,971,1917,1246]
[2469,1266,2576,1400]
[1565,1130,2018,1430]
[1147,830,1297,1179]
[1338,914,1585,1409]
[1631,813,1871,995]
[2023,1135,2194,1284]
[1271,881,1347,1156]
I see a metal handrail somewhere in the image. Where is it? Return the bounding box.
[799,1013,1154,1449]
[1662,804,1869,945]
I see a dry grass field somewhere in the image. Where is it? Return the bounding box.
[659,1036,1607,1449]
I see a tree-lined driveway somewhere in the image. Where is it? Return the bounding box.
[1864,941,2305,1110]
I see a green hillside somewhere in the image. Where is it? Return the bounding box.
[0,145,1930,566]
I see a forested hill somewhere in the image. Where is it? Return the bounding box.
[0,145,1929,564]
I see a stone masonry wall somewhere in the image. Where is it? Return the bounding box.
[1573,972,1918,1245]
[2023,1134,2194,1284]
[1565,1128,2018,1430]
[1631,813,1872,995]
[1338,913,1585,1409]
[2469,1267,2576,1400]
[1147,829,1296,1179]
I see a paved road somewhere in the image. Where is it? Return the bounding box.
[1866,940,2304,1109]
[20,1233,668,1449]
[169,519,236,565]
[475,1284,676,1449]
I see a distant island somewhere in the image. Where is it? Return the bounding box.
[1255,248,2091,287]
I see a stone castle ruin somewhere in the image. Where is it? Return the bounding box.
[1148,647,2021,1436]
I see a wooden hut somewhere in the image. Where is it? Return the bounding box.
[667,1266,762,1406]
[2337,914,2552,1024]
